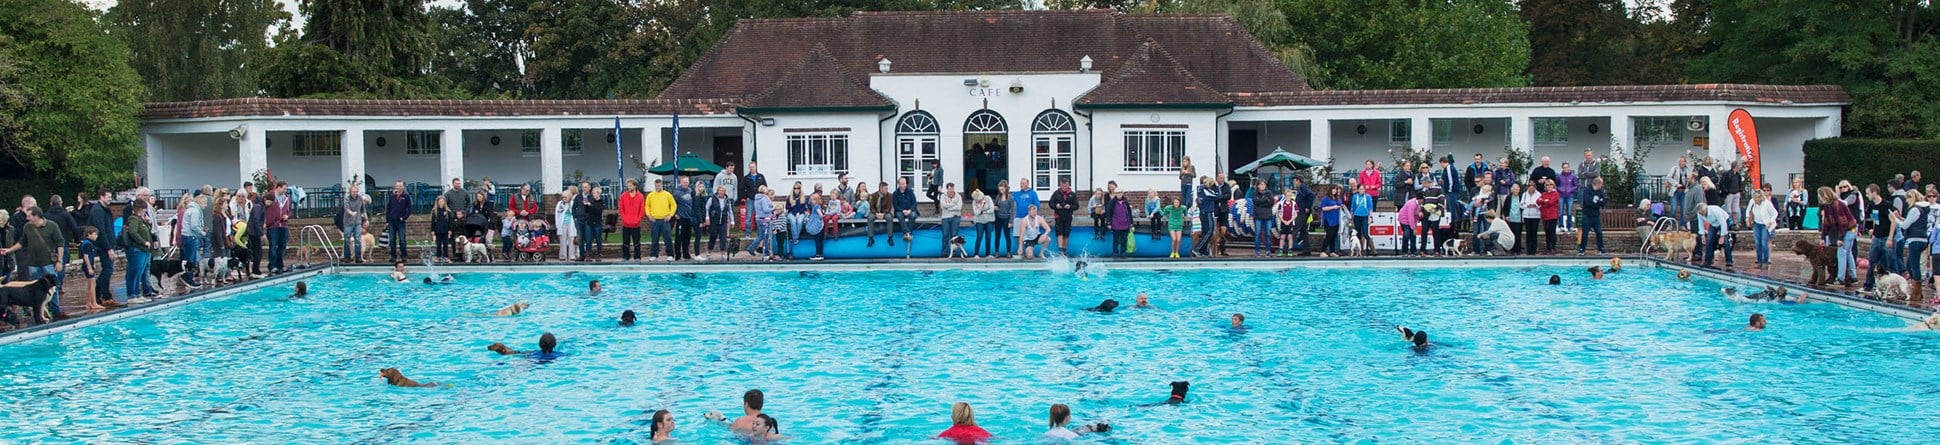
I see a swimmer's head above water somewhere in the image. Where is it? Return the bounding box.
[1748,313,1767,331]
[539,332,557,355]
[589,280,602,295]
[1230,313,1244,328]
[620,310,636,326]
[292,281,307,297]
[1587,266,1604,280]
[1548,275,1562,285]
[1135,293,1151,308]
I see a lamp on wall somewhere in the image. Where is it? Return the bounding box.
[759,118,777,127]
[1080,55,1093,72]
[1588,123,1600,134]
[1356,124,1368,135]
[490,135,502,146]
[228,124,248,140]
[878,58,892,73]
[1473,124,1484,134]
[1009,79,1024,94]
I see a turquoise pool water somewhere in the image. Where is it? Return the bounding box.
[2,265,1936,444]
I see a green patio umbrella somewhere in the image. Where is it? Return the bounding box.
[648,152,724,176]
[1233,148,1325,174]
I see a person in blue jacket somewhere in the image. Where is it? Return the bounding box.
[894,177,919,243]
[1011,178,1041,257]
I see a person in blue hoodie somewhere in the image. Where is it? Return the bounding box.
[1350,182,1375,254]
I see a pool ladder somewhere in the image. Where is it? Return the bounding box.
[298,225,340,267]
[1637,217,1680,258]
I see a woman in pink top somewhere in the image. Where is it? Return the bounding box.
[936,402,993,444]
[1396,192,1420,256]
[1357,160,1384,207]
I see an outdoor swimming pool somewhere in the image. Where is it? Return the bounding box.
[1,263,1936,444]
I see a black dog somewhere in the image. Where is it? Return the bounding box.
[149,258,191,295]
[0,276,59,327]
[1167,381,1190,404]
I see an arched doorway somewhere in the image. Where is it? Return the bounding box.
[1031,109,1075,191]
[894,111,940,193]
[962,109,1008,196]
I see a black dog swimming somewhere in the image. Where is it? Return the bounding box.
[1167,381,1190,404]
[0,276,60,327]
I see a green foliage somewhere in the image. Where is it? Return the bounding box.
[1691,0,1939,139]
[104,0,289,102]
[525,0,649,98]
[0,0,146,190]
[1521,0,1637,86]
[1275,0,1530,89]
[1503,147,1532,178]
[1599,140,1652,206]
[428,0,534,98]
[258,0,459,98]
[1802,138,1940,194]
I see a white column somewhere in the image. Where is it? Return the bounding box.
[1813,113,1842,139]
[239,125,268,186]
[541,127,563,194]
[143,133,164,190]
[1409,116,1432,152]
[341,129,365,192]
[645,125,668,179]
[439,128,465,183]
[638,126,657,179]
[1606,114,1633,157]
[1707,110,1736,163]
[1309,119,1332,163]
[1509,115,1534,154]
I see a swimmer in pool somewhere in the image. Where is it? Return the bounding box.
[379,367,438,387]
[1677,269,1692,281]
[390,262,409,282]
[750,413,788,443]
[529,332,559,360]
[1723,286,1800,304]
[1088,299,1119,313]
[648,409,675,443]
[1548,275,1562,285]
[486,342,523,355]
[290,281,308,298]
[477,302,529,317]
[589,280,602,295]
[620,310,637,326]
[1748,313,1767,331]
[1609,257,1623,272]
[1135,292,1154,309]
[1230,313,1245,329]
[704,389,768,436]
[1587,266,1604,280]
[1395,325,1431,350]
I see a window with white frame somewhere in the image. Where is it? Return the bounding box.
[1389,120,1409,144]
[405,131,441,156]
[562,131,583,155]
[1534,118,1570,144]
[1432,119,1453,145]
[1033,110,1076,189]
[786,132,849,176]
[1635,117,1686,143]
[520,131,541,155]
[290,131,342,157]
[896,111,940,189]
[1123,129,1185,172]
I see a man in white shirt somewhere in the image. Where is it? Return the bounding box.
[1698,204,1731,268]
[1474,211,1515,255]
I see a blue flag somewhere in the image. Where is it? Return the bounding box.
[614,116,624,181]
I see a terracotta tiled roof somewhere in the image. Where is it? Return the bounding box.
[656,18,849,102]
[140,98,732,120]
[1118,15,1307,94]
[739,44,895,111]
[1230,84,1852,107]
[1076,40,1231,108]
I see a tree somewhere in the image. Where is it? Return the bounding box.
[259,0,452,98]
[1630,0,1711,85]
[104,0,288,102]
[1692,0,1939,138]
[0,0,146,189]
[1520,0,1638,86]
[1276,0,1530,90]
[428,0,534,98]
[525,0,649,98]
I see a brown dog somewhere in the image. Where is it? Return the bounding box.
[1791,239,1840,286]
[1650,230,1698,262]
[380,368,438,387]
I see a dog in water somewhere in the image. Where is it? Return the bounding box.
[379,368,438,387]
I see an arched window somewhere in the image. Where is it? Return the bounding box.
[964,109,1008,133]
[1031,110,1076,189]
[895,111,940,189]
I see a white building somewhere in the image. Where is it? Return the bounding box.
[138,10,1846,200]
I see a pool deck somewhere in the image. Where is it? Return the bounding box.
[3,243,1930,345]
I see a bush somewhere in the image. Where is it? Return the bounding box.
[1802,138,1940,193]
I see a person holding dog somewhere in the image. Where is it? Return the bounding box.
[0,206,69,319]
[1819,186,1859,286]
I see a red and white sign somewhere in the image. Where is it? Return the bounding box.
[1727,108,1762,185]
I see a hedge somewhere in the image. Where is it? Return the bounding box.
[1802,138,1940,193]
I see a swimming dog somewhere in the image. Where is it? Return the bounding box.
[379,368,438,387]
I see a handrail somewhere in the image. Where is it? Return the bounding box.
[298,225,339,267]
[1638,217,1680,257]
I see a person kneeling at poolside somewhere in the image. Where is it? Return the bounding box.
[379,368,439,387]
[1395,325,1431,350]
[1473,211,1514,255]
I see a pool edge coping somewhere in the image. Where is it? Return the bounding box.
[0,266,329,346]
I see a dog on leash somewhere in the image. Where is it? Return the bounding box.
[0,276,59,327]
[1791,239,1841,286]
[461,235,490,263]
[149,258,194,296]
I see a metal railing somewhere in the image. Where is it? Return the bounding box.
[1638,216,1680,258]
[298,224,339,266]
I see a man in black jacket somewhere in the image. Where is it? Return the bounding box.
[1294,177,1316,255]
[1048,181,1078,253]
[85,189,116,304]
[247,193,267,277]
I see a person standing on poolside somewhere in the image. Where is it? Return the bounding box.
[1350,181,1375,255]
[1049,180,1078,254]
[646,179,675,261]
[617,179,645,261]
[1013,178,1040,258]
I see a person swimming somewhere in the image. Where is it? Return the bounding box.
[530,332,561,361]
[379,367,438,387]
[1395,325,1430,350]
[648,409,675,443]
[1548,275,1562,285]
[1587,266,1604,280]
[477,302,529,317]
[620,310,637,326]
[1609,257,1623,273]
[290,281,308,298]
[1089,299,1119,313]
[486,342,523,355]
[1677,269,1692,281]
[1135,292,1154,309]
[1230,313,1245,329]
[1748,313,1767,331]
[751,413,786,443]
[1723,286,1799,304]
[390,261,409,282]
[589,280,602,295]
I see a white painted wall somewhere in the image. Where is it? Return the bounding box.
[746,113,887,191]
[1087,109,1219,193]
[147,132,240,191]
[867,72,1102,192]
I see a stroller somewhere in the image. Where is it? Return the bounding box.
[515,231,552,262]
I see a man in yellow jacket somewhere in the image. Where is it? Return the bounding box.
[646,179,676,260]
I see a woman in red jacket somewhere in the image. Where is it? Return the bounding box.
[1537,178,1561,255]
[936,402,992,444]
[1357,160,1384,208]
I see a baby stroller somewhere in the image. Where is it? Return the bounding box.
[515,231,552,262]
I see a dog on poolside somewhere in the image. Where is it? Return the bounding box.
[1645,228,1698,262]
[1442,239,1465,256]
[199,255,235,285]
[358,232,377,261]
[460,235,490,263]
[148,258,193,296]
[0,276,59,327]
[1791,239,1841,286]
[946,235,969,259]
[1868,270,1912,303]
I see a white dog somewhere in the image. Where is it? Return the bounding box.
[1442,239,1465,256]
[460,235,490,263]
[1873,272,1911,303]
